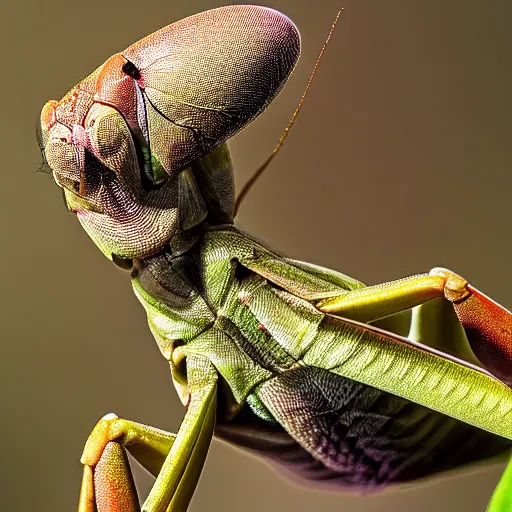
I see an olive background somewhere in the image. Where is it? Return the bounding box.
[2,1,511,510]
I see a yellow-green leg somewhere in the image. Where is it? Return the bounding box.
[317,272,446,322]
[78,355,217,512]
[78,415,177,512]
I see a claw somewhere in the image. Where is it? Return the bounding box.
[81,413,121,466]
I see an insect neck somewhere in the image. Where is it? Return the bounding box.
[177,143,236,232]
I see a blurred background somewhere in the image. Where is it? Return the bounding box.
[2,0,512,510]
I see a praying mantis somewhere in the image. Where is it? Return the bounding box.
[38,4,512,511]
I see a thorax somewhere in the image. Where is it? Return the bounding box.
[130,226,296,417]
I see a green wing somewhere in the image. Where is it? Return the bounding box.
[238,252,512,439]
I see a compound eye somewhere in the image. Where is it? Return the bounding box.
[44,124,82,191]
[85,103,141,195]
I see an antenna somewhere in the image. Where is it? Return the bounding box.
[234,9,344,216]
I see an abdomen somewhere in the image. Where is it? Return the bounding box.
[216,366,510,490]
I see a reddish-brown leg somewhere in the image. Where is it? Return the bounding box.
[432,268,512,385]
